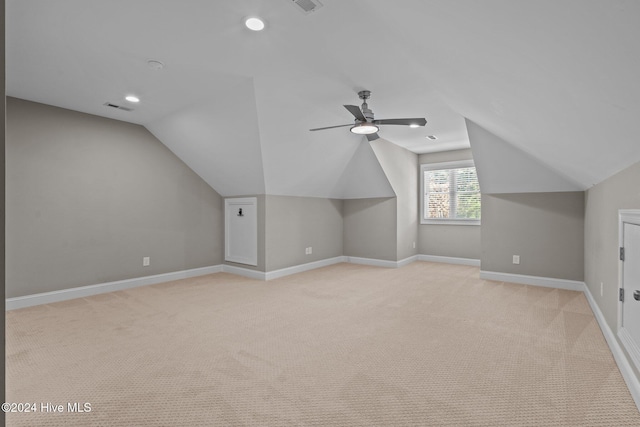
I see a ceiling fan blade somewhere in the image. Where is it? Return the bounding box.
[373,118,427,126]
[366,132,380,141]
[343,105,367,122]
[309,124,353,131]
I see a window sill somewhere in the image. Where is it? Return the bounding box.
[421,220,481,226]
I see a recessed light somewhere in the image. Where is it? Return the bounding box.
[125,95,140,103]
[409,124,420,128]
[245,17,265,31]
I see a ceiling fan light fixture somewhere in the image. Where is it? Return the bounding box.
[245,17,265,31]
[350,123,379,135]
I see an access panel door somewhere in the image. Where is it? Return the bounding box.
[622,222,640,349]
[225,197,258,266]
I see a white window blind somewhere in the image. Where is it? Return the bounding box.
[421,160,481,224]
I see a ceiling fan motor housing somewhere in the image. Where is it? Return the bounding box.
[361,105,374,121]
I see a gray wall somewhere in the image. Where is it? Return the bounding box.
[343,198,397,261]
[371,139,418,260]
[6,97,224,298]
[265,196,343,271]
[482,192,585,281]
[418,149,481,260]
[420,225,481,260]
[585,160,640,332]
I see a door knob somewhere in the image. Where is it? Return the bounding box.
[634,290,640,301]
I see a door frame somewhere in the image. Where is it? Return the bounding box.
[618,209,640,372]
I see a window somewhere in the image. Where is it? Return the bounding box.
[420,160,481,225]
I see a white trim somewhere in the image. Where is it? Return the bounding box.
[221,264,266,280]
[345,255,419,269]
[584,285,640,412]
[619,328,640,378]
[264,256,348,280]
[6,265,223,310]
[397,255,419,267]
[422,219,481,226]
[479,270,585,292]
[421,159,475,171]
[346,256,401,268]
[619,209,640,221]
[6,256,412,310]
[418,255,481,267]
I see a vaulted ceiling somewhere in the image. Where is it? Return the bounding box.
[7,0,640,197]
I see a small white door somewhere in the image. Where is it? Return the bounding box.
[225,197,258,266]
[622,223,640,342]
[620,216,640,370]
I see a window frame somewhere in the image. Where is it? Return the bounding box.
[420,160,481,226]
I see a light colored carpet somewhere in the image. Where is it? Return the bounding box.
[6,262,640,426]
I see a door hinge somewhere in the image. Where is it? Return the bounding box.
[620,288,625,302]
[620,247,625,261]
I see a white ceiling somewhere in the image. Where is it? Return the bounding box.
[7,0,640,196]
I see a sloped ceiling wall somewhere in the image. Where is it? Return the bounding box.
[466,119,583,194]
[332,140,395,199]
[146,78,266,196]
[377,0,640,190]
[6,1,640,198]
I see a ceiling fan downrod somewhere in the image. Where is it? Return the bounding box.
[358,90,374,121]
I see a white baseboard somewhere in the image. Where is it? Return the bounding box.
[619,328,640,382]
[221,264,266,280]
[226,255,414,280]
[397,255,419,267]
[418,255,481,267]
[346,256,410,268]
[584,285,640,412]
[346,256,398,268]
[265,256,347,280]
[6,265,223,310]
[6,256,389,309]
[479,270,585,292]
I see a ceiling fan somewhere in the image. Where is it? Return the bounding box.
[309,90,427,141]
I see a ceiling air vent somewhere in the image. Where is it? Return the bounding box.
[426,135,437,140]
[103,102,133,112]
[290,0,323,14]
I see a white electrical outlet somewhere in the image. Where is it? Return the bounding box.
[600,282,604,297]
[512,255,520,265]
[308,246,312,254]
[143,256,150,267]
[413,241,416,249]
